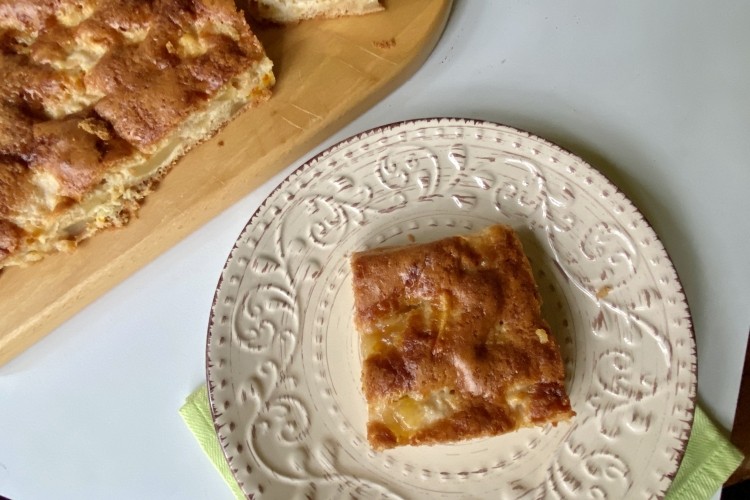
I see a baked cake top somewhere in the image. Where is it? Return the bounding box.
[351,224,574,449]
[0,0,271,262]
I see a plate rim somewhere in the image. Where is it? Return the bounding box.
[205,116,697,498]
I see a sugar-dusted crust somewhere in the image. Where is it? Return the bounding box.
[351,224,575,450]
[0,0,275,268]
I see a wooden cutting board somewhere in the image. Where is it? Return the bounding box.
[0,0,452,365]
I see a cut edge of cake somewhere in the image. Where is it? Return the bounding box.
[246,0,383,24]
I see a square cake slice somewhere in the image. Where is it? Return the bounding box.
[351,224,575,450]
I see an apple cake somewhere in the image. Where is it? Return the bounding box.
[0,0,275,269]
[351,224,575,450]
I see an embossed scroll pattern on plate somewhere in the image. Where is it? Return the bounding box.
[206,119,696,499]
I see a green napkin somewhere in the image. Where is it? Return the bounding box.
[179,386,244,500]
[180,385,743,500]
[666,407,744,500]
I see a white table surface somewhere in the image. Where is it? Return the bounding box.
[2,1,748,498]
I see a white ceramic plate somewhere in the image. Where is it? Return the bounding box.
[206,118,696,499]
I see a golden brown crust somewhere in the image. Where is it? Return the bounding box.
[352,224,575,450]
[0,158,32,219]
[86,1,268,152]
[30,115,134,199]
[0,218,23,259]
[0,0,274,268]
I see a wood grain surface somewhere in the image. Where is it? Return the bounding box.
[0,0,452,365]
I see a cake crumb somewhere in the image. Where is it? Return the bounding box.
[535,329,549,344]
[373,37,396,49]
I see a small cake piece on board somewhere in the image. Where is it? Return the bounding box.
[247,0,383,23]
[351,224,575,450]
